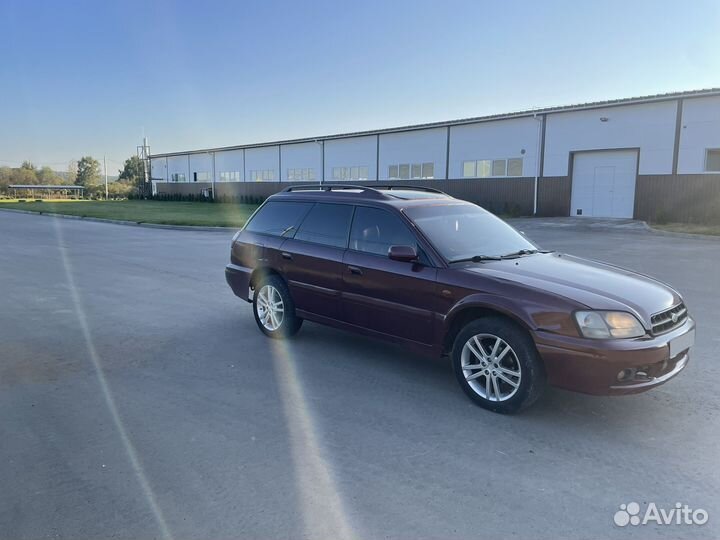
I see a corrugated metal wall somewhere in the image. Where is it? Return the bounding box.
[157,182,213,196]
[536,177,571,217]
[158,175,720,223]
[634,174,720,223]
[159,178,538,216]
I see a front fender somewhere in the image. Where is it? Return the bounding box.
[440,291,583,353]
[443,293,539,334]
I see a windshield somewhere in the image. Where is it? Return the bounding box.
[404,203,537,262]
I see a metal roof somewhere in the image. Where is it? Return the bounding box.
[149,87,720,159]
[9,185,85,189]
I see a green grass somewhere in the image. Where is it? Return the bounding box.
[0,200,258,227]
[651,222,720,236]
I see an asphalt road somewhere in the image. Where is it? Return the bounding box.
[1,211,718,540]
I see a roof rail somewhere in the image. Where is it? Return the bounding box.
[281,184,386,198]
[373,185,448,195]
[281,183,450,198]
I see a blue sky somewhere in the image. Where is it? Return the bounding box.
[1,0,718,172]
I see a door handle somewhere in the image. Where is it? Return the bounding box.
[348,265,363,275]
[281,252,293,260]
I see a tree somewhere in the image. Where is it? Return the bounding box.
[66,160,78,184]
[107,181,132,199]
[20,160,36,172]
[117,155,145,187]
[0,166,12,193]
[75,156,101,188]
[37,166,61,185]
[15,166,37,185]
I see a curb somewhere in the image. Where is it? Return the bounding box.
[0,207,238,232]
[3,206,718,240]
[644,225,720,241]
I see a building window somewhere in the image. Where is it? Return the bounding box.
[219,171,241,182]
[170,173,186,182]
[398,164,410,179]
[492,159,506,176]
[478,160,492,177]
[194,171,210,182]
[422,162,434,179]
[249,169,276,182]
[287,168,316,181]
[463,161,475,177]
[388,162,434,180]
[461,158,522,178]
[507,158,523,177]
[333,166,369,181]
[706,149,720,172]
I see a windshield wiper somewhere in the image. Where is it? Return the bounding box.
[500,249,553,258]
[451,249,554,264]
[450,255,502,263]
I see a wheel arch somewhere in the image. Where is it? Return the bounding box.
[442,300,536,356]
[249,266,286,291]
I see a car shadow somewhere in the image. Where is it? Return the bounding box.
[209,311,670,434]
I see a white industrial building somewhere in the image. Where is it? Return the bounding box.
[149,88,720,222]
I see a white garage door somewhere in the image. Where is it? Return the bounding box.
[570,150,638,218]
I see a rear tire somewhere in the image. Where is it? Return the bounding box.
[451,316,545,413]
[252,274,303,339]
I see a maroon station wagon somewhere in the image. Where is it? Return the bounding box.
[225,185,695,413]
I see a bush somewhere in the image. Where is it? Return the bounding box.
[148,192,266,205]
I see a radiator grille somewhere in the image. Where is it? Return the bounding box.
[651,303,688,335]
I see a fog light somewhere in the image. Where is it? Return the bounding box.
[617,368,636,382]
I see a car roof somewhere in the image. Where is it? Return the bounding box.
[268,184,469,208]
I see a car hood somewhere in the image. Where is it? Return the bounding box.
[460,253,680,325]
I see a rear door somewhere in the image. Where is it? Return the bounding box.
[280,203,354,320]
[238,200,314,295]
[341,206,438,345]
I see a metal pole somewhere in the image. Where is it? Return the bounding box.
[533,114,541,215]
[104,155,108,200]
[211,151,216,201]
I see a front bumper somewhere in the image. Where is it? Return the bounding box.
[225,263,253,302]
[534,318,695,395]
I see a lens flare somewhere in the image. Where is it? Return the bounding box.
[267,337,357,540]
[53,218,173,540]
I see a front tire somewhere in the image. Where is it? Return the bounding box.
[252,275,303,338]
[451,317,545,413]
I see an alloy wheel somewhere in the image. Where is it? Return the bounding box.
[256,285,284,331]
[460,333,522,402]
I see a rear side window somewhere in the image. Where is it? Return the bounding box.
[294,203,354,248]
[350,207,417,256]
[244,201,312,237]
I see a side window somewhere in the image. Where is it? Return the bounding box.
[294,203,354,248]
[350,207,417,256]
[244,201,312,237]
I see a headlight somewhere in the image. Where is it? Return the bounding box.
[574,311,645,339]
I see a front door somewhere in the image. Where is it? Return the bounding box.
[341,206,437,345]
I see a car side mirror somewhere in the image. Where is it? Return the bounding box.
[388,245,418,262]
